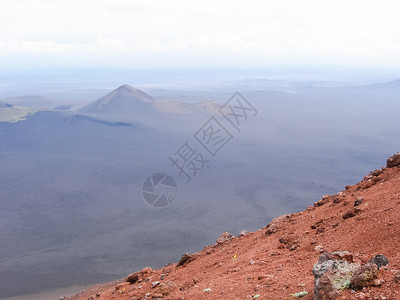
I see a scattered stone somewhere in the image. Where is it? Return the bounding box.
[239,230,248,236]
[350,263,378,289]
[95,292,101,297]
[342,207,361,219]
[229,266,241,273]
[126,267,153,284]
[354,197,363,206]
[249,260,256,265]
[278,234,300,251]
[205,248,214,255]
[313,251,360,300]
[314,245,324,252]
[176,253,196,268]
[115,282,129,290]
[372,279,382,286]
[394,270,400,282]
[217,232,234,244]
[265,226,277,235]
[87,296,94,300]
[332,193,344,204]
[152,281,160,288]
[314,195,330,207]
[357,179,375,190]
[154,280,177,295]
[387,152,400,168]
[369,254,389,269]
[203,287,212,292]
[369,169,383,177]
[291,291,308,298]
[253,295,261,299]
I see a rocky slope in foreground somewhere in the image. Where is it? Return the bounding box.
[69,154,400,300]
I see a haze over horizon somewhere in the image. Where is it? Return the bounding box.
[1,0,400,71]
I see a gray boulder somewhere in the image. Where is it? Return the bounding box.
[313,251,360,300]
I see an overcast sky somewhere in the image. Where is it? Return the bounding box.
[1,0,400,70]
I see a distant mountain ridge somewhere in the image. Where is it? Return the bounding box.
[1,95,56,109]
[78,84,154,115]
[77,84,223,120]
[0,102,13,108]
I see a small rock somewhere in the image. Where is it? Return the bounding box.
[115,282,129,290]
[205,248,214,255]
[314,195,330,207]
[342,207,361,219]
[394,270,400,282]
[96,292,101,297]
[152,294,163,299]
[372,279,382,286]
[359,179,374,190]
[152,281,160,288]
[387,152,400,168]
[354,197,363,206]
[239,230,248,236]
[369,169,383,177]
[217,232,234,244]
[231,266,241,272]
[292,291,308,298]
[249,260,256,265]
[176,253,196,268]
[369,254,389,269]
[265,227,277,235]
[203,287,212,292]
[126,267,153,284]
[154,280,177,296]
[314,245,324,252]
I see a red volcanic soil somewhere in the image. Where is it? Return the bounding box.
[68,162,400,300]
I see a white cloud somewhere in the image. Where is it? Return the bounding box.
[0,0,400,68]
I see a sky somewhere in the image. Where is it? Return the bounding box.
[1,0,400,70]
